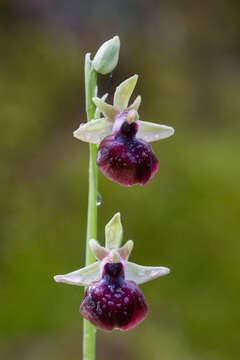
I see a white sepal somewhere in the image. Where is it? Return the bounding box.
[137,121,175,142]
[92,97,118,119]
[118,240,134,260]
[114,75,138,111]
[125,261,170,285]
[73,118,112,144]
[105,212,123,250]
[89,239,109,261]
[53,262,100,286]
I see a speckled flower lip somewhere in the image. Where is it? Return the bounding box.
[73,75,174,186]
[97,120,158,186]
[80,262,148,331]
[54,213,170,331]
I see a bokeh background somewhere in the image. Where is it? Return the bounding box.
[1,1,240,359]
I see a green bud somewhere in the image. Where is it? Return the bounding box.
[93,36,120,75]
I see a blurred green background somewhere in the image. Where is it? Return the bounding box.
[1,1,240,359]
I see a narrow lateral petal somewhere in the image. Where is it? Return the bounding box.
[125,261,170,285]
[53,262,100,286]
[137,121,175,142]
[89,239,109,261]
[95,93,108,118]
[93,97,118,119]
[118,240,134,260]
[73,118,112,144]
[105,212,123,250]
[128,95,142,111]
[114,75,138,111]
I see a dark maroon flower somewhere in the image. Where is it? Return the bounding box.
[97,120,158,186]
[54,213,170,332]
[74,75,174,186]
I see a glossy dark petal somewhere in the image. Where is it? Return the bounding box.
[79,279,147,331]
[79,262,148,331]
[96,121,158,186]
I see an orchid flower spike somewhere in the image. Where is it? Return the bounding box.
[54,213,170,331]
[74,75,174,186]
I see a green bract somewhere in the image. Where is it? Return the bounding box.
[54,213,170,286]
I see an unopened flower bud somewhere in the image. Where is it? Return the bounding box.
[93,36,120,75]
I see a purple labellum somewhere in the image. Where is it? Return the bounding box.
[79,262,148,331]
[97,121,159,186]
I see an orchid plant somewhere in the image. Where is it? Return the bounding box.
[54,36,174,360]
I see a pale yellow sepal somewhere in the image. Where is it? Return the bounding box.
[73,118,112,144]
[105,212,123,250]
[114,75,138,111]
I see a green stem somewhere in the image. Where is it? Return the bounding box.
[83,53,98,360]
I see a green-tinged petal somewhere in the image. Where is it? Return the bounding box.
[105,212,123,250]
[73,118,112,144]
[137,120,175,142]
[128,95,142,111]
[93,97,118,119]
[118,240,134,260]
[114,75,138,111]
[95,93,108,118]
[53,262,100,286]
[125,261,170,284]
[89,239,109,261]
